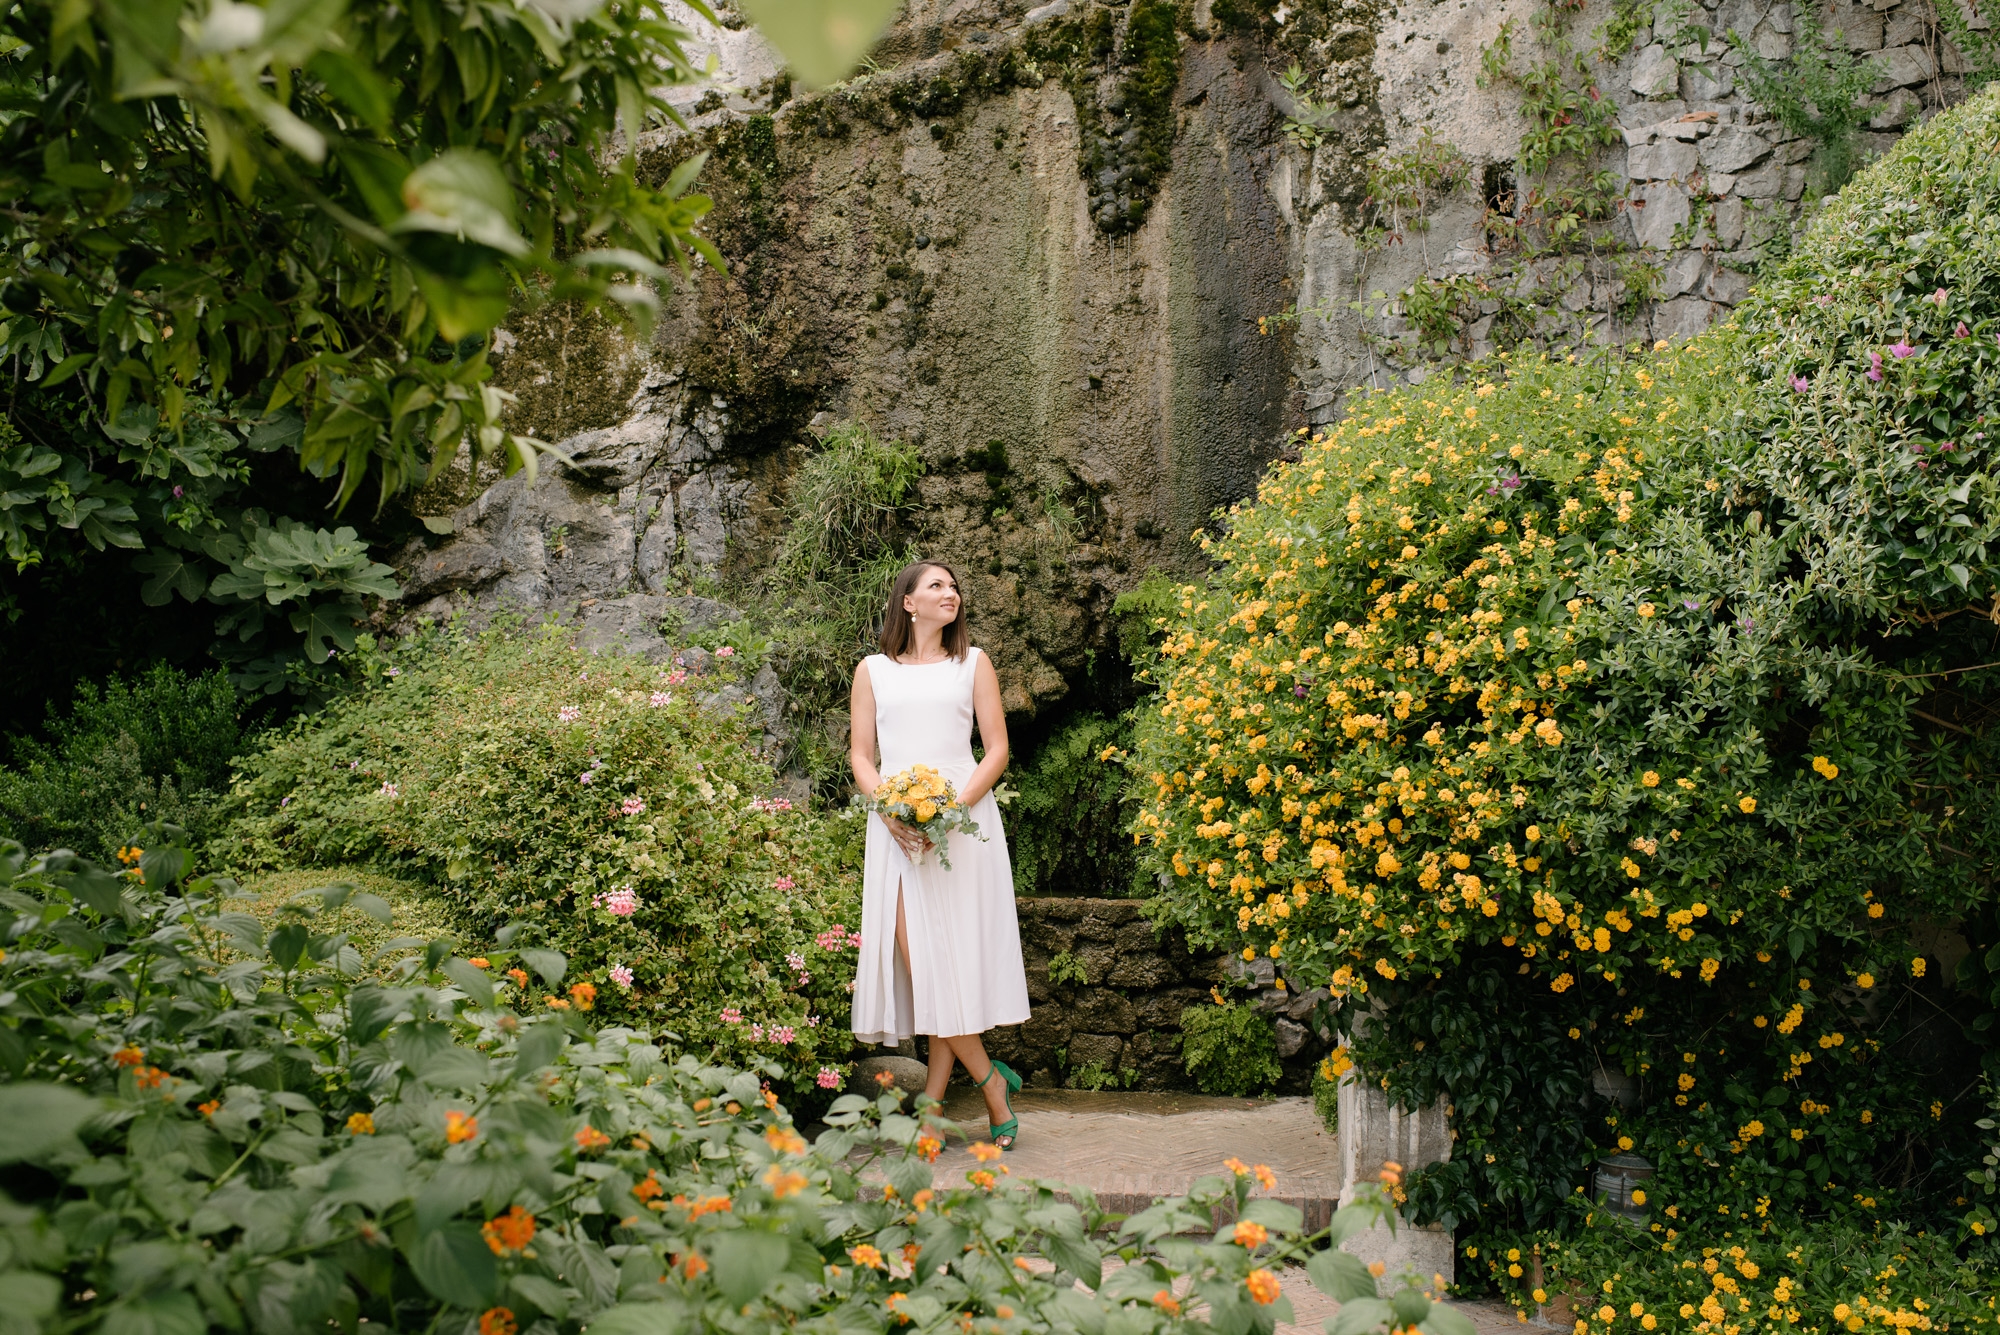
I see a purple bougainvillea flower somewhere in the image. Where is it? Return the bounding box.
[1789,374,1809,392]
[1890,341,1916,359]
[1957,322,1971,339]
[1683,598,1702,611]
[1867,351,1884,382]
[1932,288,1949,307]
[1814,294,1834,308]
[1941,442,1956,451]
[1918,460,1930,469]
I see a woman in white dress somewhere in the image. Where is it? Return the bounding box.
[849,560,1033,1148]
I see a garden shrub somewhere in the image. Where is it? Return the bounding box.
[240,866,458,972]
[0,662,239,858]
[1179,1002,1284,1096]
[0,838,1475,1335]
[1009,711,1142,898]
[1472,1214,1999,1335]
[217,623,864,1096]
[1126,85,2000,1290]
[747,420,923,797]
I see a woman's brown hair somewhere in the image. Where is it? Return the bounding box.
[879,561,970,661]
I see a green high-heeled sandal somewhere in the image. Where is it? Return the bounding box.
[978,1060,1023,1150]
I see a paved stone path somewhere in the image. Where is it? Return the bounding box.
[898,1089,1528,1335]
[926,1089,1343,1226]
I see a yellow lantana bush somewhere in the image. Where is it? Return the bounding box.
[1127,81,2000,1335]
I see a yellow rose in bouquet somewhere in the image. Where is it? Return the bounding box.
[856,764,985,869]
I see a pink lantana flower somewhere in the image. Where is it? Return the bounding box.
[774,875,796,892]
[721,1007,743,1024]
[621,796,646,816]
[817,1068,842,1090]
[596,887,639,917]
[610,965,635,988]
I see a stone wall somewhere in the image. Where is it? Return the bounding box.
[390,0,1975,723]
[981,897,1333,1092]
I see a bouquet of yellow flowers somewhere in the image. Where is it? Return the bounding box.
[855,764,985,869]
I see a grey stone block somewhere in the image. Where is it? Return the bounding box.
[1661,250,1706,297]
[1631,44,1680,97]
[1681,62,1735,100]
[1653,296,1719,340]
[1073,988,1137,1032]
[1883,7,1927,46]
[1275,1018,1310,1058]
[1629,140,1700,179]
[1022,1011,1072,1049]
[1712,195,1746,245]
[1287,986,1333,1020]
[1136,988,1209,1030]
[1869,87,1921,128]
[1751,20,1791,57]
[1829,5,1885,47]
[1628,181,1692,249]
[1701,125,1774,172]
[1733,161,1786,197]
[1067,1033,1125,1071]
[1704,264,1754,305]
[1107,953,1180,989]
[1873,44,1935,89]
[854,1056,930,1094]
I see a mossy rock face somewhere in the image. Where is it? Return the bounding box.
[432,7,1306,718]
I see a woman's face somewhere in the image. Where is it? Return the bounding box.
[902,566,961,628]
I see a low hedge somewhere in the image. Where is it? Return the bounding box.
[218,624,864,1097]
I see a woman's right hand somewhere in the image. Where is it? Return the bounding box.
[882,815,930,861]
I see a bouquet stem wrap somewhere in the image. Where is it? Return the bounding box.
[854,764,984,870]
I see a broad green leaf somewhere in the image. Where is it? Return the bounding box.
[0,1083,98,1162]
[325,1137,419,1212]
[443,957,495,1007]
[408,1223,500,1309]
[1421,1303,1479,1335]
[133,548,208,605]
[518,948,567,986]
[513,1020,567,1076]
[509,1274,571,1319]
[736,0,904,88]
[1306,1248,1378,1302]
[394,149,527,256]
[1241,1198,1304,1233]
[708,1230,788,1305]
[1330,1297,1394,1335]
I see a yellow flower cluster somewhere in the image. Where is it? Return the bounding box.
[1129,346,1768,991]
[874,764,957,825]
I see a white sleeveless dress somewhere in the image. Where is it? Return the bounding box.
[851,647,1031,1045]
